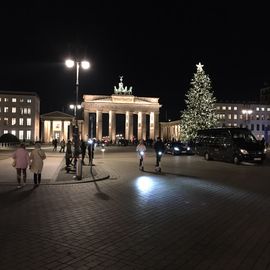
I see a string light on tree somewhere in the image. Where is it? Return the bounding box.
[180,62,218,141]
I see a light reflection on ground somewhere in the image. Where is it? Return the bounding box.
[135,176,155,193]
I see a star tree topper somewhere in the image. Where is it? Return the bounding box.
[196,62,204,72]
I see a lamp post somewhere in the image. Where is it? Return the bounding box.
[65,59,90,165]
[242,109,253,128]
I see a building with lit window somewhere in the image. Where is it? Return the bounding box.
[0,91,40,141]
[160,102,270,143]
[215,102,270,140]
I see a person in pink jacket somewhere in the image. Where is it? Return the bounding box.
[12,143,30,188]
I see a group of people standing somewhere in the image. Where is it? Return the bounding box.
[12,142,46,188]
[65,139,95,170]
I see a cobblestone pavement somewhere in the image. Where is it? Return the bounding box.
[1,147,270,269]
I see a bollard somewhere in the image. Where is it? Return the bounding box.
[76,158,82,180]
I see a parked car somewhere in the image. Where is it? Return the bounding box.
[165,142,194,155]
[194,127,266,164]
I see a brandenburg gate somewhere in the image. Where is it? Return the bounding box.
[82,77,161,141]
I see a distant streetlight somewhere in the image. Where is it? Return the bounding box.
[65,58,90,165]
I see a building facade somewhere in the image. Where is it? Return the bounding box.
[215,102,270,141]
[0,91,40,141]
[82,77,161,141]
[160,102,270,143]
[160,120,180,141]
[40,111,74,143]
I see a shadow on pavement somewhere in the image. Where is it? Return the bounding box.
[93,181,110,200]
[0,186,36,207]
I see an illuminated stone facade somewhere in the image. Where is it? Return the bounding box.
[82,77,161,141]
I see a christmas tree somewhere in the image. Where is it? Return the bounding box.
[180,62,218,141]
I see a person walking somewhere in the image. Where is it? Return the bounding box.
[136,139,146,170]
[11,143,30,188]
[59,139,66,153]
[52,139,58,151]
[29,142,46,187]
[65,140,73,171]
[80,139,86,165]
[88,139,95,165]
[153,137,165,172]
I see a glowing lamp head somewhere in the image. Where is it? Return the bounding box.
[158,151,162,156]
[77,105,82,110]
[69,104,75,109]
[88,139,93,144]
[140,151,144,156]
[81,61,90,69]
[65,59,75,68]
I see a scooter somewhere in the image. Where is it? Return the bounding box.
[139,151,145,171]
[155,151,163,173]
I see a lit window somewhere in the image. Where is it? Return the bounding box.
[261,115,265,120]
[4,98,8,102]
[11,118,16,125]
[228,106,231,110]
[228,114,232,119]
[27,108,31,114]
[19,118,23,125]
[3,130,8,134]
[26,130,31,140]
[256,107,259,111]
[4,107,8,113]
[261,108,265,111]
[11,130,16,136]
[12,107,16,113]
[239,115,243,120]
[4,118,8,125]
[222,106,226,110]
[12,98,16,102]
[27,98,32,103]
[0,107,1,112]
[267,108,270,111]
[234,114,238,120]
[233,123,237,127]
[216,106,220,110]
[20,108,23,115]
[234,106,237,110]
[256,115,260,120]
[24,108,27,114]
[20,98,24,102]
[19,130,24,140]
[26,118,31,126]
[228,123,232,127]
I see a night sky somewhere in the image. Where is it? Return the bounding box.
[1,3,270,121]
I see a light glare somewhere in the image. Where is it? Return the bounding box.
[65,59,75,68]
[136,176,154,193]
[81,61,90,69]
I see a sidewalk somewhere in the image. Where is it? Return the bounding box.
[0,150,110,185]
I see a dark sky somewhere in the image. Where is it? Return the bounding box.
[1,3,270,121]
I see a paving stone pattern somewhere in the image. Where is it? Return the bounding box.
[1,150,270,269]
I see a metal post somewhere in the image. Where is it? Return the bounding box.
[89,116,94,174]
[73,62,81,178]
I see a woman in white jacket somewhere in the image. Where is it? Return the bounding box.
[29,142,46,187]
[136,139,146,170]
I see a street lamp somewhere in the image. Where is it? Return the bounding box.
[65,59,90,165]
[242,109,253,128]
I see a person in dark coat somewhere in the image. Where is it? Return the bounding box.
[80,139,86,165]
[153,137,165,167]
[87,139,95,165]
[65,140,72,169]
